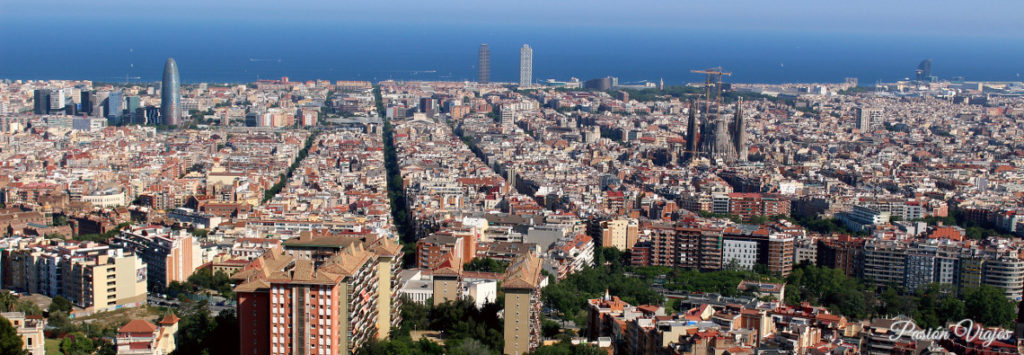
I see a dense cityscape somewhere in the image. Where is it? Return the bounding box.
[0,32,1023,355]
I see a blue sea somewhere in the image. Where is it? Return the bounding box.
[1,19,1021,85]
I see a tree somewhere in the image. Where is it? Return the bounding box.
[59,332,94,355]
[48,295,73,314]
[47,311,74,335]
[542,318,561,338]
[13,300,41,316]
[784,264,873,320]
[449,338,494,355]
[0,315,25,355]
[963,285,1016,328]
[190,229,209,238]
[0,291,17,312]
[172,300,239,355]
[464,258,508,273]
[531,342,604,355]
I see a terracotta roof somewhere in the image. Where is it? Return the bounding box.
[158,313,180,325]
[433,255,463,276]
[119,319,158,333]
[502,252,543,290]
[369,236,403,257]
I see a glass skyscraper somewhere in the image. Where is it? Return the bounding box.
[161,58,181,125]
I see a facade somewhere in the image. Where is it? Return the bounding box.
[107,91,124,121]
[519,44,532,86]
[33,89,50,114]
[112,226,201,291]
[432,257,462,305]
[1,241,146,311]
[728,193,791,221]
[62,248,148,310]
[232,237,402,354]
[503,253,543,355]
[416,232,475,270]
[478,44,490,84]
[855,107,883,131]
[161,58,182,126]
[635,221,794,276]
[723,239,758,270]
[601,218,638,251]
[2,312,45,355]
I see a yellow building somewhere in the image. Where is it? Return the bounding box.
[601,218,638,251]
[2,312,45,355]
[63,249,148,311]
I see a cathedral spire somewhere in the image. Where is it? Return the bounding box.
[733,98,747,162]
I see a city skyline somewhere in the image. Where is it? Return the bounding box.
[2,2,1024,355]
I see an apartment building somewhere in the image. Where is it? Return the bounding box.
[503,253,543,355]
[62,248,148,310]
[727,193,791,221]
[416,230,476,270]
[2,241,147,311]
[112,226,201,291]
[232,238,401,354]
[633,221,794,276]
[600,218,638,251]
[543,233,594,280]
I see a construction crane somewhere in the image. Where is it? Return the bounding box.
[691,67,732,114]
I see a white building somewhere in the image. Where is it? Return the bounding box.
[723,239,758,270]
[519,44,533,87]
[463,279,497,309]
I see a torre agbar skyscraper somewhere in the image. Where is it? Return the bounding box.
[161,58,181,126]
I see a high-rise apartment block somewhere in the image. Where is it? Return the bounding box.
[502,253,543,355]
[855,106,882,131]
[232,236,403,355]
[111,226,202,292]
[600,218,638,251]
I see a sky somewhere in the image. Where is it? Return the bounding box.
[2,0,1023,38]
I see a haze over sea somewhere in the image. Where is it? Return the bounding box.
[1,19,1021,85]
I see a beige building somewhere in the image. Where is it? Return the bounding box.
[503,253,543,355]
[1,241,147,312]
[432,256,463,306]
[371,238,403,339]
[601,218,638,251]
[63,248,148,311]
[2,312,44,355]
